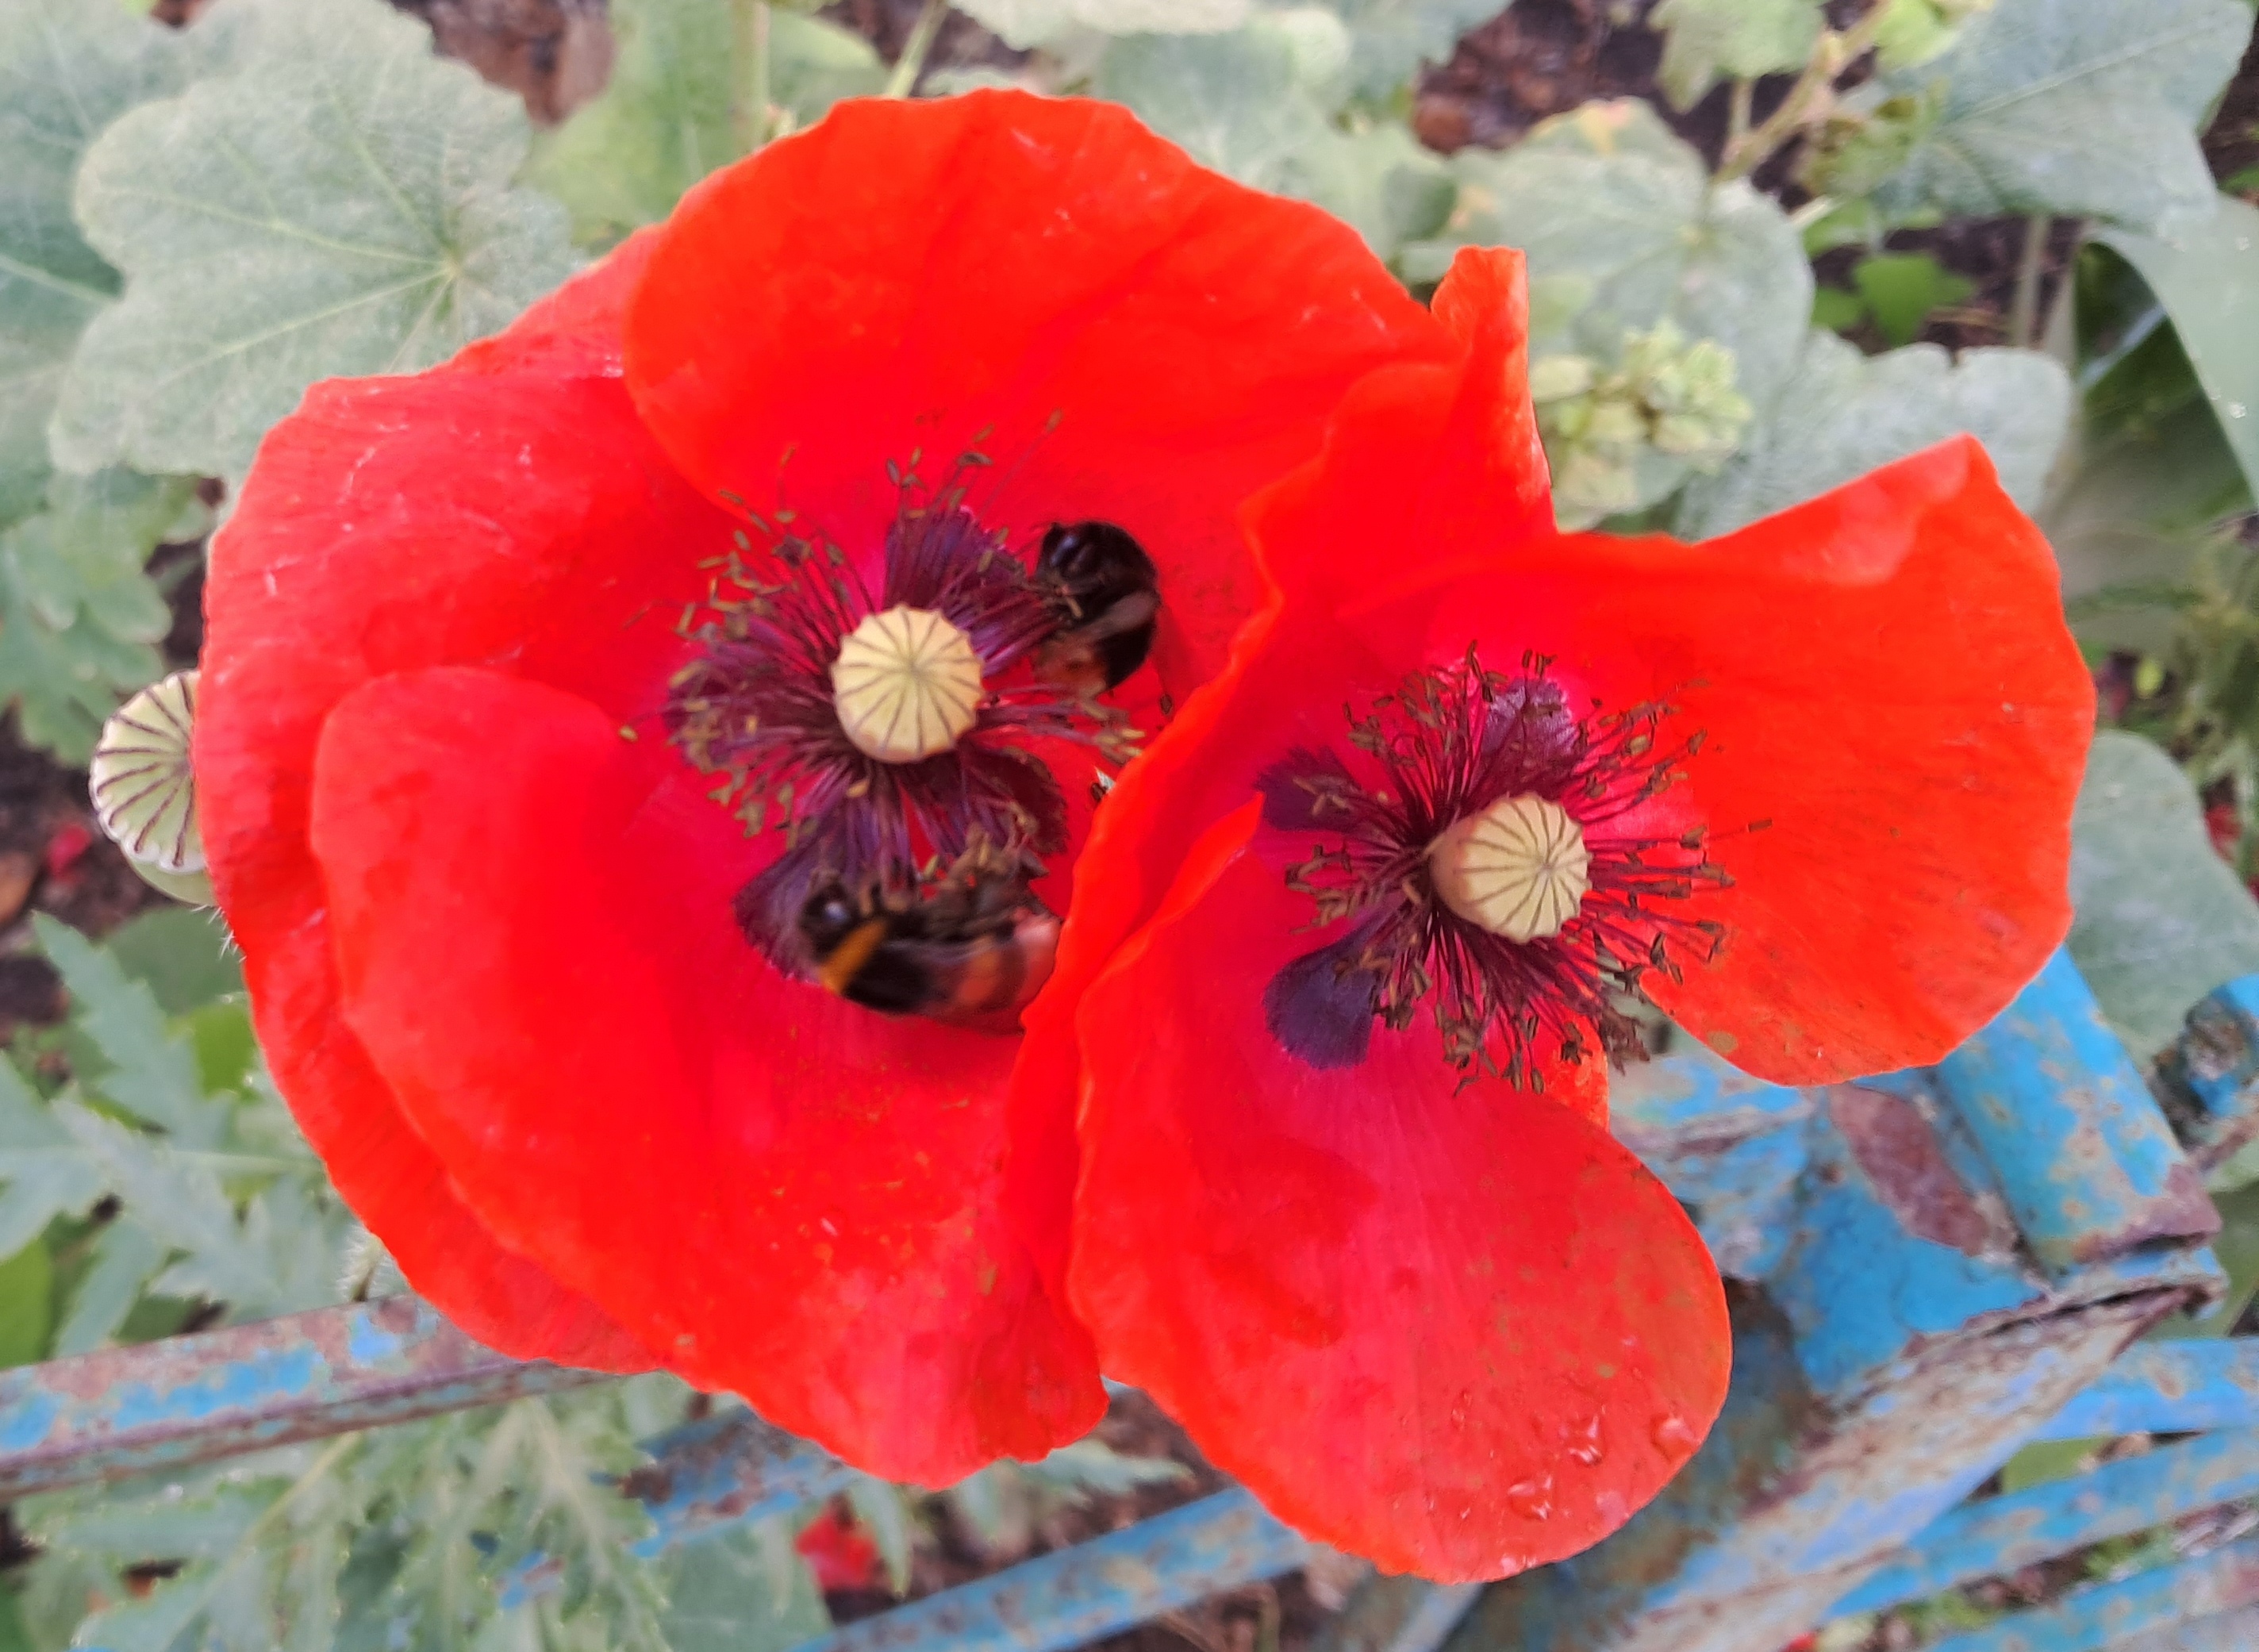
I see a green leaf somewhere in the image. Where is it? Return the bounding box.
[1850,250,1975,347]
[0,1237,53,1367]
[659,1524,829,1652]
[527,0,882,248]
[957,0,1251,50]
[0,466,198,762]
[38,914,227,1147]
[1649,0,1823,112]
[1673,330,2070,537]
[1094,19,1333,192]
[1409,101,1812,415]
[102,907,246,1016]
[0,0,236,527]
[53,1218,163,1354]
[1867,0,2253,231]
[2099,196,2259,505]
[2068,731,2259,1060]
[1282,119,1456,264]
[0,1059,107,1258]
[1312,0,1501,100]
[49,0,577,486]
[1811,285,1867,332]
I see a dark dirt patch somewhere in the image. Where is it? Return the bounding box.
[2206,20,2259,197]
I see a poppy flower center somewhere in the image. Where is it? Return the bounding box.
[832,605,984,762]
[663,451,1157,1025]
[1256,650,1727,1087]
[1428,794,1592,942]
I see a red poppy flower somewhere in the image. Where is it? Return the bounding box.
[794,1504,883,1593]
[1018,249,2095,1579]
[194,91,1462,1484]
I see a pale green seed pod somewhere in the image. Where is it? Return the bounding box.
[90,670,213,906]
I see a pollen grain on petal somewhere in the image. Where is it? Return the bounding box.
[832,605,985,763]
[1430,794,1592,943]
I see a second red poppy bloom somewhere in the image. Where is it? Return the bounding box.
[1025,250,2096,1578]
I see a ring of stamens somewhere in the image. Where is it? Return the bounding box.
[831,605,983,763]
[1428,794,1592,943]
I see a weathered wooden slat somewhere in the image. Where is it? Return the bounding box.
[1834,1430,2259,1617]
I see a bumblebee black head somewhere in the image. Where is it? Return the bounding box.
[1034,521,1160,693]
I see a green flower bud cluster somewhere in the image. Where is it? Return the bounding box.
[1530,321,1754,528]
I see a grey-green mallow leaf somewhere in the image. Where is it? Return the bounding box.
[1286,120,1456,265]
[1673,331,2070,538]
[0,469,200,762]
[1866,0,2252,232]
[0,0,237,526]
[528,0,882,247]
[2069,731,2259,1062]
[1649,0,1823,112]
[50,0,576,486]
[958,0,1251,50]
[1095,17,1334,191]
[1313,0,1502,99]
[1408,100,1812,417]
[2101,197,2259,507]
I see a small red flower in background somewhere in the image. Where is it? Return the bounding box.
[1016,250,2095,1580]
[194,92,1460,1485]
[794,1504,882,1594]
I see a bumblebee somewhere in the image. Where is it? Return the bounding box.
[1032,521,1160,693]
[798,866,1060,1033]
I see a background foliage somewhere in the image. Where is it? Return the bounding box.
[1,0,2257,1646]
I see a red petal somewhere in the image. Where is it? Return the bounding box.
[1069,809,1727,1580]
[200,244,694,1372]
[1049,252,2088,1097]
[309,667,1102,1480]
[1342,439,2093,1081]
[623,90,1454,697]
[1012,248,1541,1289]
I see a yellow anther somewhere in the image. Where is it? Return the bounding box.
[831,605,983,763]
[1427,794,1591,943]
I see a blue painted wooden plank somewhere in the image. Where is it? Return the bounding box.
[0,1297,601,1496]
[2154,976,2259,1169]
[2036,1341,2259,1441]
[784,1490,1311,1652]
[1832,1430,2259,1617]
[1918,1535,2259,1652]
[1931,951,2215,1281]
[618,1404,857,1555]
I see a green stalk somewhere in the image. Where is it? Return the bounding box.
[732,0,773,154]
[886,0,951,99]
[1716,1,1892,184]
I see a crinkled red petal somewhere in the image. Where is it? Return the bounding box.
[309,667,1101,1479]
[202,314,1105,1474]
[623,90,1455,702]
[198,244,697,1373]
[1344,439,2094,1081]
[1069,805,1726,1580]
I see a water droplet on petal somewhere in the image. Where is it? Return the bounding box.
[1498,1551,1534,1576]
[2229,401,2249,420]
[1653,1413,1700,1455]
[1506,1473,1554,1521]
[1565,1412,1604,1466]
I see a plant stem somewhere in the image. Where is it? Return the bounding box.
[1727,77,1754,152]
[732,0,772,154]
[1716,0,1892,183]
[2007,213,2050,348]
[886,0,950,99]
